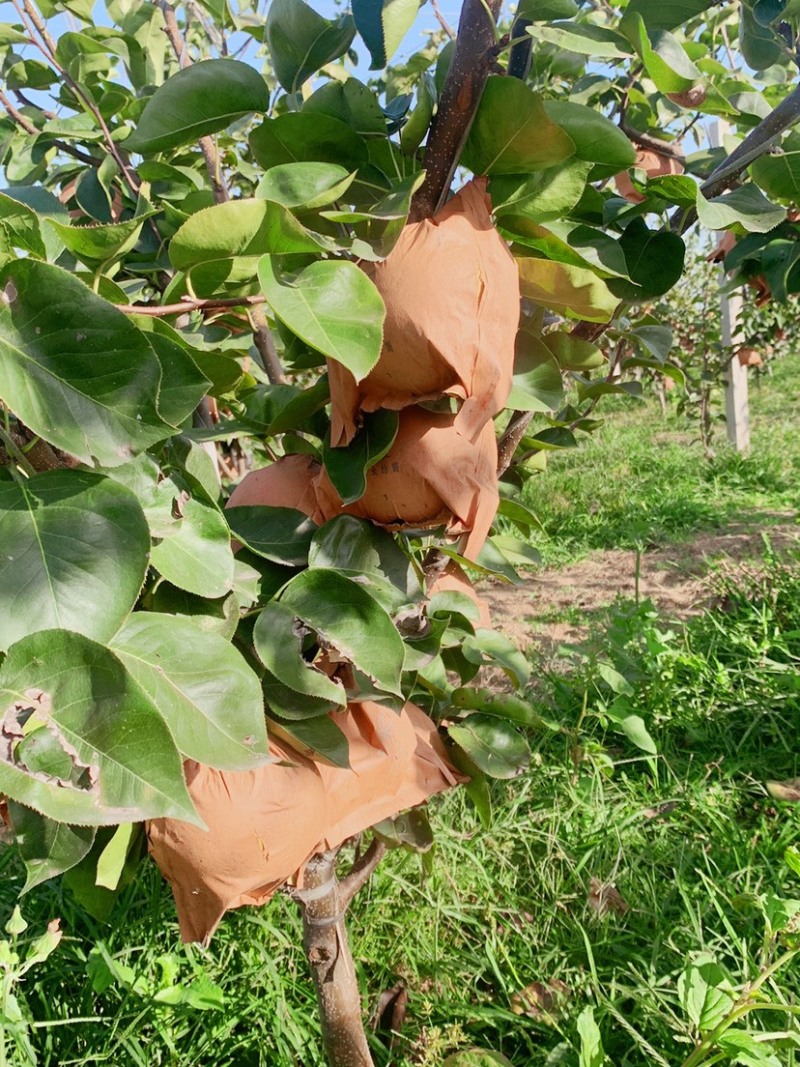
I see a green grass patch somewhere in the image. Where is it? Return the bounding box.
[521,357,800,567]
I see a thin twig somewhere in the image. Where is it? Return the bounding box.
[0,90,99,165]
[116,294,267,315]
[621,122,685,162]
[340,839,387,906]
[430,0,456,39]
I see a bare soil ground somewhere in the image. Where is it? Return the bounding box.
[480,515,800,662]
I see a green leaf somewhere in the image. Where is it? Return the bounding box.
[266,0,355,92]
[258,255,385,381]
[279,568,404,697]
[0,471,150,654]
[739,3,784,71]
[225,505,317,565]
[110,613,270,770]
[352,0,420,68]
[0,260,175,466]
[127,59,269,153]
[517,257,619,322]
[256,163,355,209]
[606,697,657,755]
[508,333,564,412]
[267,710,350,766]
[400,72,435,156]
[308,514,421,601]
[254,600,347,705]
[322,409,399,505]
[543,101,636,169]
[503,217,629,279]
[372,807,433,851]
[170,198,334,270]
[678,953,736,1032]
[608,220,685,300]
[0,630,198,826]
[47,211,159,267]
[544,331,605,371]
[696,186,786,233]
[147,332,211,428]
[717,1030,782,1067]
[533,21,632,57]
[263,674,340,720]
[490,160,593,223]
[577,1007,605,1067]
[623,13,702,93]
[0,191,47,260]
[95,822,137,891]
[622,0,715,32]
[461,631,530,689]
[150,495,234,597]
[448,714,530,779]
[249,113,369,171]
[751,137,800,199]
[517,0,578,18]
[462,76,575,176]
[8,804,95,891]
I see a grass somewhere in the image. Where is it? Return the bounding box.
[521,355,800,567]
[3,365,800,1067]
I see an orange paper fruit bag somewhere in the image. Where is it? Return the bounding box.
[148,701,461,944]
[328,179,520,447]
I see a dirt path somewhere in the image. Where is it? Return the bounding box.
[480,517,800,660]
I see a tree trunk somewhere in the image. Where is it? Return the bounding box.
[300,850,375,1067]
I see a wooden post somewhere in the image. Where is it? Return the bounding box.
[720,287,750,452]
[710,119,750,453]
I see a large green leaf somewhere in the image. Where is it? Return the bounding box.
[147,332,210,428]
[279,568,404,697]
[225,505,317,565]
[697,186,786,232]
[0,630,197,826]
[0,260,175,465]
[508,331,564,412]
[503,217,629,279]
[0,471,150,654]
[462,77,575,176]
[110,613,270,770]
[322,409,399,504]
[266,0,355,92]
[533,21,632,57]
[352,0,420,68]
[249,113,369,171]
[127,59,269,153]
[150,496,234,598]
[254,600,347,706]
[542,101,636,168]
[623,13,702,93]
[739,2,784,71]
[9,804,96,891]
[608,219,686,300]
[170,198,333,270]
[258,255,385,382]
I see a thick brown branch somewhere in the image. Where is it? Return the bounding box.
[620,122,685,162]
[496,410,533,476]
[410,0,502,221]
[249,305,286,384]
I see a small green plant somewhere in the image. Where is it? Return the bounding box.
[0,908,62,1067]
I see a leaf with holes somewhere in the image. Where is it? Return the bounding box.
[279,568,404,697]
[0,630,198,826]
